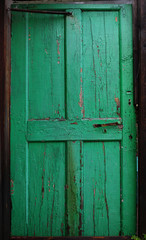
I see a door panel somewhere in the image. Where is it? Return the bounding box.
[83,141,120,236]
[28,142,66,236]
[28,14,65,119]
[83,11,120,118]
[11,4,136,237]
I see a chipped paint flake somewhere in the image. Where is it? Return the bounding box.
[11,179,14,195]
[45,49,48,54]
[82,107,85,118]
[11,179,14,187]
[97,49,100,58]
[115,97,120,114]
[94,188,96,197]
[71,122,78,125]
[57,40,60,55]
[79,86,83,108]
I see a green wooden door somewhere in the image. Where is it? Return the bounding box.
[11,4,136,237]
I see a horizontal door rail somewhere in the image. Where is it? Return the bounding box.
[7,8,72,16]
[27,119,123,142]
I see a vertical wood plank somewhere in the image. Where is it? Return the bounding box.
[83,11,120,119]
[133,0,139,105]
[28,142,66,236]
[120,5,136,235]
[11,12,28,235]
[66,141,83,236]
[103,11,120,118]
[28,14,65,120]
[105,141,120,236]
[83,142,120,236]
[83,12,104,119]
[66,10,83,236]
[66,9,83,120]
[83,142,106,236]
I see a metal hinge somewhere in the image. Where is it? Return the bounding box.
[7,8,72,16]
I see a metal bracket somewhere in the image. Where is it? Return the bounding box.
[7,8,72,16]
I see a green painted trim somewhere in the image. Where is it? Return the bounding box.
[27,120,123,142]
[11,11,28,235]
[119,4,136,235]
[11,4,129,11]
[25,12,29,227]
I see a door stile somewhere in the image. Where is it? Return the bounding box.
[66,9,83,121]
[66,10,83,236]
[26,12,29,233]
[11,11,28,235]
[119,5,136,235]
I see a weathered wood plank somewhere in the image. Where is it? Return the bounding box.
[83,142,120,236]
[133,0,139,105]
[83,11,120,118]
[105,142,120,235]
[28,143,66,236]
[28,13,65,120]
[11,4,124,10]
[66,9,82,120]
[84,142,106,236]
[66,141,82,236]
[27,120,123,141]
[11,12,28,235]
[119,5,136,235]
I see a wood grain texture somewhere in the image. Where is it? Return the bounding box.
[119,5,136,235]
[83,11,120,118]
[66,141,82,236]
[11,11,28,235]
[27,120,123,141]
[28,142,66,236]
[83,142,120,236]
[28,13,65,120]
[11,4,136,237]
[11,4,124,10]
[66,9,82,120]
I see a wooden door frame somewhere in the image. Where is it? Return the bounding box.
[0,0,145,239]
[0,0,11,239]
[138,0,146,236]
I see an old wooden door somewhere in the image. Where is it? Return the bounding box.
[11,4,136,237]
